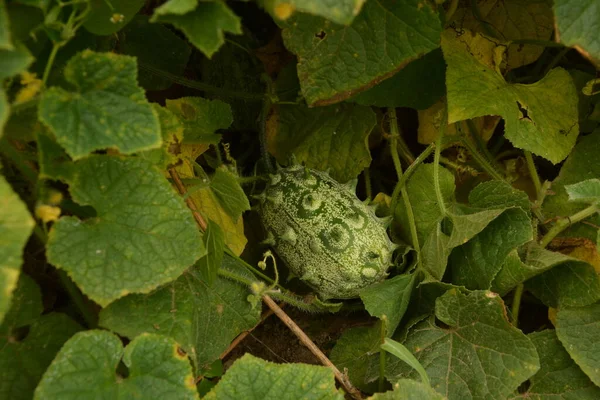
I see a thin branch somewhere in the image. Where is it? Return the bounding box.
[262,295,363,400]
[168,168,208,231]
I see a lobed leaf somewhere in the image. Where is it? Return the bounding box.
[0,176,34,324]
[204,353,344,399]
[280,0,442,106]
[165,96,233,144]
[99,254,260,370]
[34,331,198,400]
[38,50,162,160]
[443,29,579,164]
[46,155,204,306]
[209,167,250,223]
[554,0,600,65]
[386,290,539,399]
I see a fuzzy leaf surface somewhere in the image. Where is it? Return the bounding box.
[0,176,34,324]
[443,29,579,163]
[99,255,260,370]
[38,50,161,160]
[509,330,600,399]
[556,303,600,387]
[386,290,539,399]
[210,168,250,223]
[565,179,600,203]
[46,155,204,306]
[267,103,376,182]
[204,353,344,399]
[196,219,224,286]
[34,331,198,400]
[554,0,600,64]
[280,0,442,106]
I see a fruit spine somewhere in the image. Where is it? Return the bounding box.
[256,164,396,300]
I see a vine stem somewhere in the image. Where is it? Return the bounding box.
[262,295,363,400]
[433,112,448,216]
[388,108,422,261]
[524,151,542,196]
[460,135,504,181]
[378,317,388,392]
[390,144,435,214]
[42,43,61,87]
[539,204,599,248]
[511,284,524,327]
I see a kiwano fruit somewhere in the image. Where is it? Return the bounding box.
[256,164,397,300]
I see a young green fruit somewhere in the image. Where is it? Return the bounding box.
[256,165,396,300]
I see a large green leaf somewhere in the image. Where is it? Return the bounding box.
[0,176,34,324]
[0,275,82,400]
[0,0,11,50]
[349,48,446,110]
[38,50,161,160]
[565,179,600,203]
[448,0,553,70]
[360,274,415,336]
[280,0,442,106]
[267,103,376,182]
[118,15,191,91]
[371,379,444,400]
[152,1,241,59]
[509,330,600,399]
[99,255,260,370]
[556,303,600,387]
[34,331,199,400]
[329,323,381,392]
[554,0,600,65]
[165,97,232,144]
[46,155,204,307]
[443,29,579,164]
[386,290,539,399]
[258,0,366,25]
[83,0,145,35]
[204,353,344,399]
[0,41,33,80]
[209,167,250,223]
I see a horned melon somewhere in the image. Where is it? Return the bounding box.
[256,165,396,300]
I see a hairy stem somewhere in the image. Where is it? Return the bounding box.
[390,144,435,214]
[539,204,599,248]
[433,112,448,216]
[524,151,542,196]
[511,283,524,327]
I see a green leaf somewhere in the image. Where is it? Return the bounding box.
[543,129,600,241]
[259,0,365,25]
[443,29,579,164]
[267,103,375,182]
[165,97,233,144]
[36,130,73,181]
[0,41,33,80]
[210,167,250,223]
[46,155,204,306]
[492,243,588,295]
[197,219,224,286]
[34,331,199,400]
[381,338,429,387]
[204,353,344,399]
[371,379,444,400]
[38,50,161,160]
[386,290,539,399]
[565,179,600,203]
[118,15,192,91]
[152,1,242,59]
[554,0,600,65]
[350,49,446,110]
[99,254,260,370]
[360,274,415,336]
[83,0,145,35]
[0,176,34,324]
[0,0,12,50]
[448,0,554,70]
[449,208,533,289]
[556,303,600,387]
[329,323,381,392]
[527,261,600,308]
[509,330,600,399]
[280,0,442,106]
[0,275,83,400]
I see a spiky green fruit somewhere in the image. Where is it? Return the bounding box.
[257,165,396,300]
